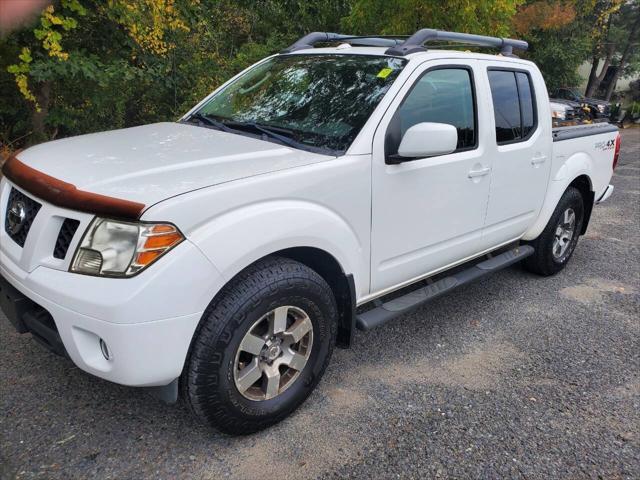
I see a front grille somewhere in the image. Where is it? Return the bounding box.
[567,108,580,121]
[4,188,41,247]
[53,218,80,259]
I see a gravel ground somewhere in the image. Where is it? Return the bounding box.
[1,129,639,480]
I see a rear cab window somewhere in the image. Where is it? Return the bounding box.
[488,68,537,145]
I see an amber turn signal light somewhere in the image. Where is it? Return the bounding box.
[130,224,184,272]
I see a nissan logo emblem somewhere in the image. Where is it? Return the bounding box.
[7,200,27,235]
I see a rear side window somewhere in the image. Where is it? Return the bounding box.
[516,72,535,138]
[488,69,537,144]
[386,67,477,156]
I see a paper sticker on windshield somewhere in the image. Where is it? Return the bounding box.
[377,68,393,79]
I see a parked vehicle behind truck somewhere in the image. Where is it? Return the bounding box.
[549,98,586,126]
[0,29,621,434]
[550,86,611,120]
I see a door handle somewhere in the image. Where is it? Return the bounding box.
[467,166,491,178]
[531,155,547,165]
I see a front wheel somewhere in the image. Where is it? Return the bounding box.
[181,257,337,435]
[524,186,585,276]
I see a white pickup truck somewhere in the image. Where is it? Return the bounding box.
[0,30,621,434]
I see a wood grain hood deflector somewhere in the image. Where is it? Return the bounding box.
[2,154,146,220]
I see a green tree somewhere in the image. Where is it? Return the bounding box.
[8,0,621,153]
[583,0,624,97]
[3,0,195,144]
[343,0,521,36]
[585,1,640,100]
[1,0,354,149]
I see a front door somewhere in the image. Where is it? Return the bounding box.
[370,61,492,293]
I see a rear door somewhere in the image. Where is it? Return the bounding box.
[481,65,552,246]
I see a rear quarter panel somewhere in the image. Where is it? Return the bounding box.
[523,126,618,240]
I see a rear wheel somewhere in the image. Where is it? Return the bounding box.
[181,256,337,435]
[524,187,585,276]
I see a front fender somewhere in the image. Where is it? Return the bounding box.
[523,152,593,241]
[187,199,368,297]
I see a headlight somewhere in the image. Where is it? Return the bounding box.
[597,104,606,113]
[552,109,567,120]
[70,218,184,277]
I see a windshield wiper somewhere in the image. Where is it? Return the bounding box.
[186,114,314,152]
[224,121,295,136]
[185,112,235,133]
[221,120,304,150]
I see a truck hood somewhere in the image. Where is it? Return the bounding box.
[582,96,609,106]
[16,122,332,208]
[549,98,581,108]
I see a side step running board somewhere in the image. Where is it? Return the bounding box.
[355,245,534,331]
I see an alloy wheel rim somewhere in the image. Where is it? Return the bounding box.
[233,305,313,401]
[553,207,576,260]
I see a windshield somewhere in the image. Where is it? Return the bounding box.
[191,54,407,154]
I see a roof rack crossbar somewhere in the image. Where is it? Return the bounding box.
[281,32,406,53]
[384,29,528,57]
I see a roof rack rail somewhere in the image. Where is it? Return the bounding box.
[384,29,528,57]
[281,32,406,53]
[281,29,528,58]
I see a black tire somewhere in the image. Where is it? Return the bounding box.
[524,186,585,276]
[181,256,337,435]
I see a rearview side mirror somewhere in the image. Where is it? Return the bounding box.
[388,122,458,164]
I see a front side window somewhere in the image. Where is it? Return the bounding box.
[192,54,407,154]
[488,69,537,144]
[386,67,477,156]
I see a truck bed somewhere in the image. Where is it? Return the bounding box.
[552,122,618,142]
[550,122,619,205]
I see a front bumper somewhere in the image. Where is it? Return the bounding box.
[0,240,224,387]
[0,275,67,356]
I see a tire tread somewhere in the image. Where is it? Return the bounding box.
[180,256,336,434]
[524,187,585,276]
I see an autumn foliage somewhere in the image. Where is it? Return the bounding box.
[513,1,577,34]
[0,0,637,153]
